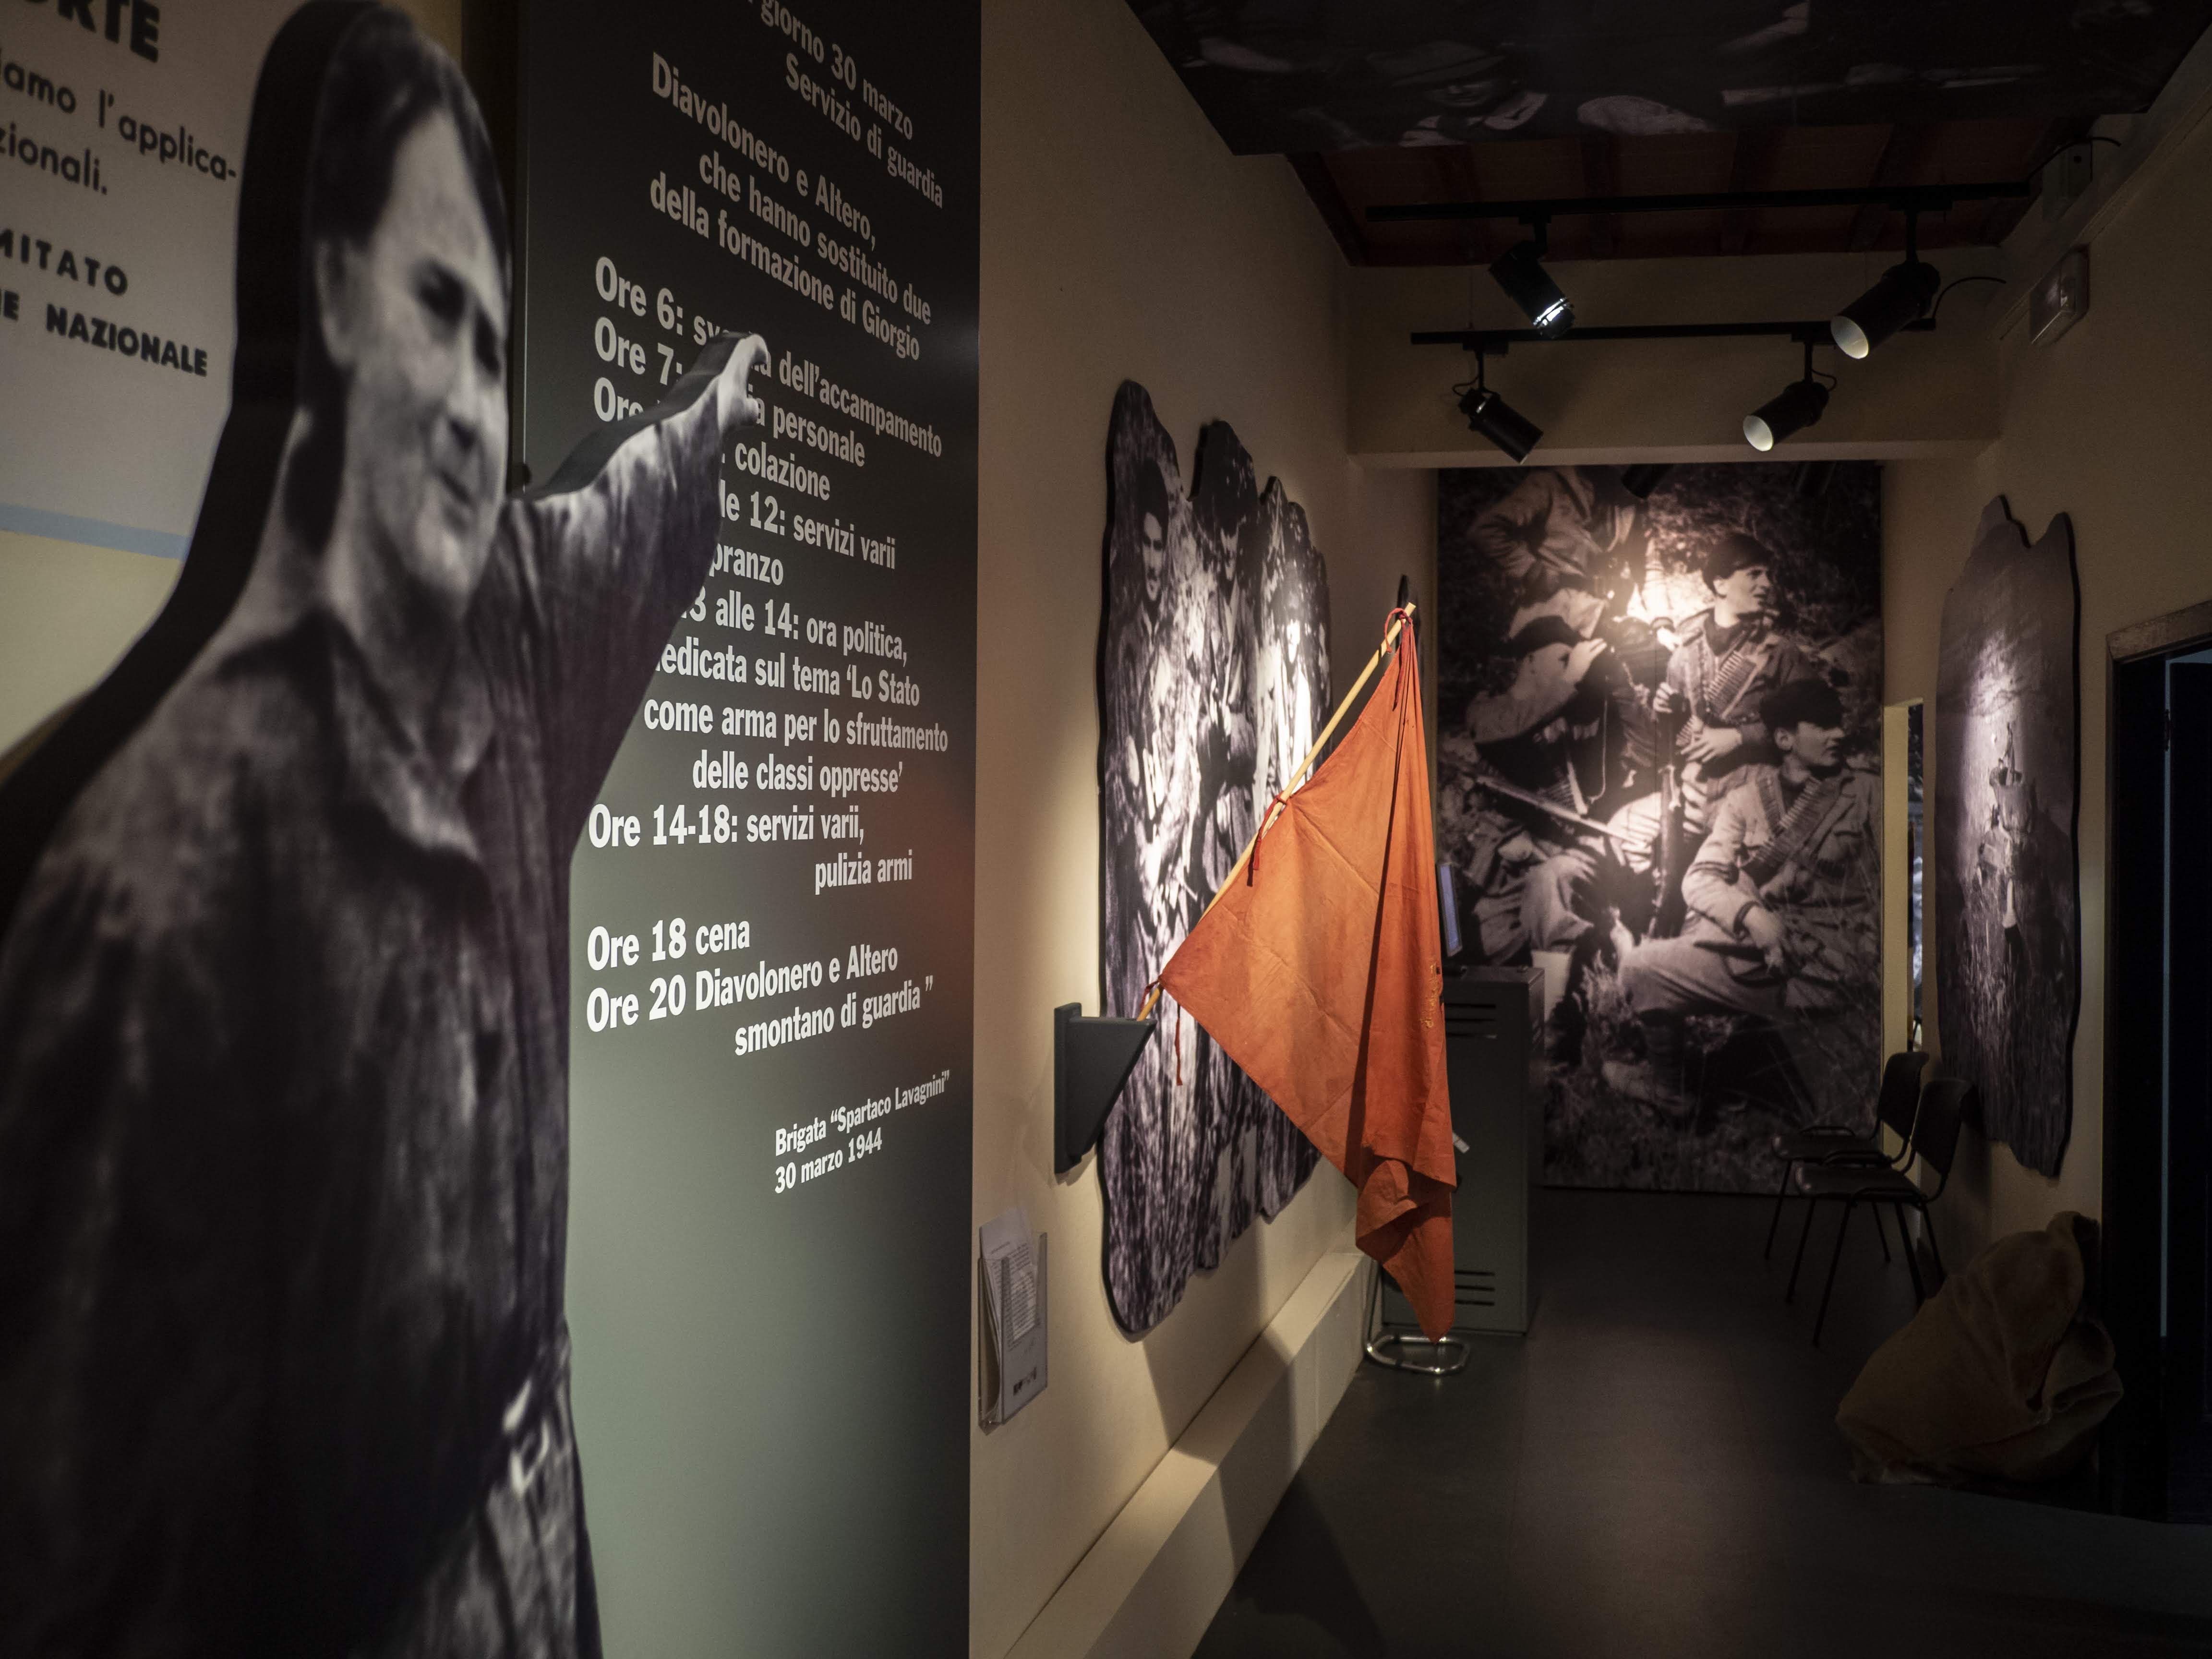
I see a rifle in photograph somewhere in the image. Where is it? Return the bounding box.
[1468,771,1640,848]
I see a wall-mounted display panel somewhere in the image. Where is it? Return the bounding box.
[519,1,977,1649]
[1096,383,1328,1334]
[1934,498,2080,1178]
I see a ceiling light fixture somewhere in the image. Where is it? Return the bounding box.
[1620,463,1673,499]
[1744,341,1833,452]
[1831,213,1941,359]
[1743,381,1826,450]
[1489,220,1573,338]
[1831,262,1940,359]
[1458,351,1543,463]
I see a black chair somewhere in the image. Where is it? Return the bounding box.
[1763,1050,1930,1261]
[1788,1076,1976,1346]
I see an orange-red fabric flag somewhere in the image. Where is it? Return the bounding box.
[1159,615,1455,1339]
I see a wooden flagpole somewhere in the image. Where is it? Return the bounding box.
[1136,605,1413,1022]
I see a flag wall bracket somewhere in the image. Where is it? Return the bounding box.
[1054,1003,1157,1173]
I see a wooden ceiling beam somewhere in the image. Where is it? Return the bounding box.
[1286,154,1367,265]
[1849,122,1933,250]
[1580,135,1618,258]
[1718,129,1778,254]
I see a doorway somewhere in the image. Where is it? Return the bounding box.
[2104,601,2212,1521]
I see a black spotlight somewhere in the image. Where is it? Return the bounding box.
[1458,351,1542,462]
[1620,463,1673,499]
[1831,258,1940,359]
[1743,376,1829,452]
[1490,239,1573,337]
[1461,384,1543,462]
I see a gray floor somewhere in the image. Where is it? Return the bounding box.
[1197,1189,2212,1658]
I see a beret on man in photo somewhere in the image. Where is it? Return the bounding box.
[1701,530,1774,588]
[1760,675,1845,734]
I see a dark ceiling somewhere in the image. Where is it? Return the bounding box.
[1127,1,2212,262]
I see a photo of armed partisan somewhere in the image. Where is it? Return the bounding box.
[1434,462,1884,1193]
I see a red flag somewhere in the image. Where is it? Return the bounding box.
[1159,615,1455,1339]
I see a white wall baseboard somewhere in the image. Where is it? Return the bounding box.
[1006,1250,1369,1659]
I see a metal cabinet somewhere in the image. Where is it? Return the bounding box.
[1381,966,1542,1335]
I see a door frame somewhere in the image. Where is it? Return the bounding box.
[2103,594,2212,1518]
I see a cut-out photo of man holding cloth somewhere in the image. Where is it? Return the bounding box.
[0,8,769,1653]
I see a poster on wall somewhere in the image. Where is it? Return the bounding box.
[1934,498,2080,1178]
[1097,381,1327,1334]
[0,0,298,558]
[1435,462,1883,1193]
[521,0,977,1652]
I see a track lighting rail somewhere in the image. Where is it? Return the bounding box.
[1411,319,1933,351]
[1431,200,1956,454]
[1367,181,2029,225]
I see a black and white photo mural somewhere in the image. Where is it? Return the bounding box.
[1935,499,2080,1178]
[1098,382,1328,1333]
[1435,463,1883,1193]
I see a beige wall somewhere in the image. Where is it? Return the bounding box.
[1882,96,2212,1263]
[972,0,1430,1654]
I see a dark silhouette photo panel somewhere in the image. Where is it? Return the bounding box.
[1934,497,2081,1178]
[1096,382,1330,1334]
